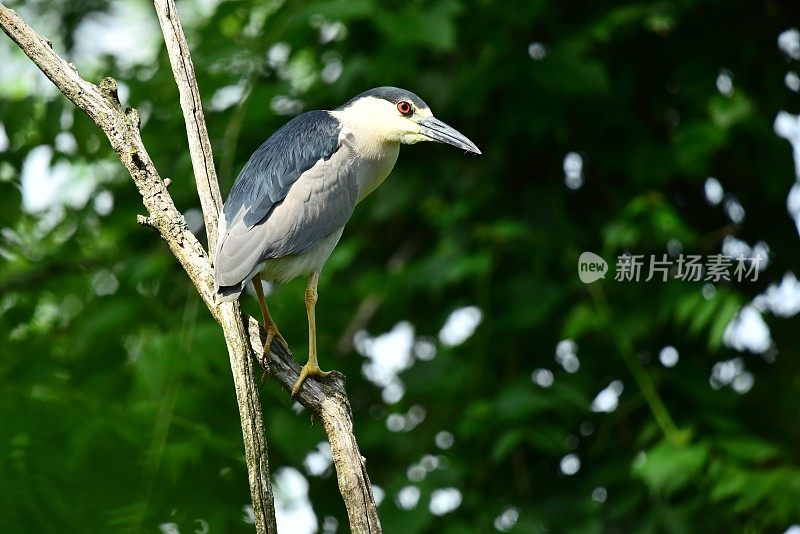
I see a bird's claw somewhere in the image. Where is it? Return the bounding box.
[264,325,287,354]
[291,363,330,397]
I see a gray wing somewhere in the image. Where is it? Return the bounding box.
[214,110,356,295]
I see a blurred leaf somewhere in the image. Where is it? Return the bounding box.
[633,439,709,496]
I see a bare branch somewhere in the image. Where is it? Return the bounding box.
[247,318,382,532]
[154,0,276,530]
[153,0,222,253]
[218,304,277,533]
[1,5,382,532]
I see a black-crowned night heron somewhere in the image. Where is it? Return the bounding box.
[214,87,480,395]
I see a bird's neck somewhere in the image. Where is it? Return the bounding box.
[328,109,401,202]
[351,137,399,203]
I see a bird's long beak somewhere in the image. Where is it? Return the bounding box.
[418,116,481,154]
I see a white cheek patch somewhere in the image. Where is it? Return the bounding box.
[332,97,425,143]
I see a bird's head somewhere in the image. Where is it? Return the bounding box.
[333,86,481,154]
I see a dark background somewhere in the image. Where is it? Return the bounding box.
[2,0,800,531]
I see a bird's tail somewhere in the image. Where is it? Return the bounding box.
[214,282,245,305]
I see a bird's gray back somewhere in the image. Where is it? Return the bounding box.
[214,110,358,292]
[221,110,341,229]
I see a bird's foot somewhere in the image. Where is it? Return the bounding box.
[291,362,330,397]
[264,325,288,354]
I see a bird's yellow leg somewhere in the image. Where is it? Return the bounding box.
[253,273,286,353]
[291,271,330,396]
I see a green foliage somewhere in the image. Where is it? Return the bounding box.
[633,439,709,496]
[2,0,800,532]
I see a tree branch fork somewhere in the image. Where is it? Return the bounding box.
[0,3,380,533]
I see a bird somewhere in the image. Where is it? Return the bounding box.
[213,86,480,396]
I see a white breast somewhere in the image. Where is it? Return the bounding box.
[258,227,345,282]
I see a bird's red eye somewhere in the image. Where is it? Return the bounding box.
[397,100,412,115]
